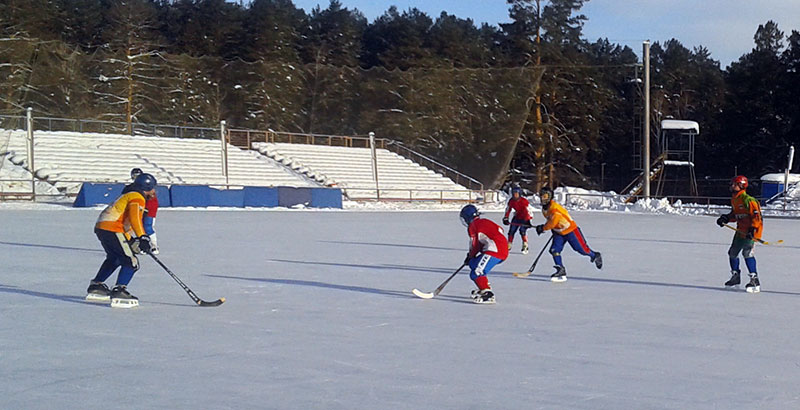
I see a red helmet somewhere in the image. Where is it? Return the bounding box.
[732,175,748,189]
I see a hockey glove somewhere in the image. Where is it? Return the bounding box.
[502,217,510,225]
[716,214,729,227]
[130,235,152,254]
[535,224,545,235]
[463,254,472,265]
[746,227,755,240]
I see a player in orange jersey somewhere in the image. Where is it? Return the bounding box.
[86,173,157,308]
[535,187,602,282]
[716,175,763,293]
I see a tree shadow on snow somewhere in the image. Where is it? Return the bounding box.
[0,240,101,254]
[0,284,102,306]
[206,274,413,299]
[318,240,463,252]
[0,284,191,307]
[593,236,800,250]
[266,258,460,275]
[267,258,524,282]
[591,236,728,247]
[518,274,800,296]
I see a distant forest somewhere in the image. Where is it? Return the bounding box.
[1,0,799,192]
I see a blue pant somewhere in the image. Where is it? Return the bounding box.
[508,218,530,239]
[728,236,757,273]
[468,254,504,280]
[550,228,595,267]
[93,228,139,286]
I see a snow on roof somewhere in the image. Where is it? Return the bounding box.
[760,173,800,183]
[663,160,694,167]
[661,120,700,133]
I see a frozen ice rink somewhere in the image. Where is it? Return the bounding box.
[2,207,799,409]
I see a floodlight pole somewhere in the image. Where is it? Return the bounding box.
[26,107,35,200]
[369,132,379,200]
[784,145,794,210]
[220,120,228,187]
[643,41,651,200]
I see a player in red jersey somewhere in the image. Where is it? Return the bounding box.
[460,204,509,304]
[502,186,534,254]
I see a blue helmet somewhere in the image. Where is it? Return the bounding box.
[133,173,157,191]
[130,168,143,179]
[511,186,522,196]
[460,204,480,227]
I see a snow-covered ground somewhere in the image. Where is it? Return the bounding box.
[2,205,799,409]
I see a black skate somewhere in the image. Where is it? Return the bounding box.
[591,252,603,269]
[745,275,760,294]
[724,270,741,288]
[550,265,567,282]
[110,285,139,308]
[85,282,111,302]
[471,289,496,304]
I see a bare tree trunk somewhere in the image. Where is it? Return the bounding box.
[126,46,133,135]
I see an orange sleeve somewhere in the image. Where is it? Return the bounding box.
[541,211,559,231]
[127,197,147,237]
[750,200,763,239]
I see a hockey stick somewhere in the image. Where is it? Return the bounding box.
[148,252,226,307]
[513,235,554,278]
[722,224,783,245]
[412,263,467,299]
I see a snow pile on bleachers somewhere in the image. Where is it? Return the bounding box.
[252,142,474,200]
[1,129,316,194]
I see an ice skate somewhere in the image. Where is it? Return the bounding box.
[521,243,529,255]
[550,265,567,282]
[745,275,760,293]
[110,285,139,308]
[471,289,495,304]
[85,281,111,302]
[724,270,741,289]
[470,289,481,300]
[591,252,603,269]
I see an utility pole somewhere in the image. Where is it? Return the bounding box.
[643,40,651,199]
[534,0,547,190]
[784,145,795,210]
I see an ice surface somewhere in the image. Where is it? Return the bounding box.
[1,207,800,409]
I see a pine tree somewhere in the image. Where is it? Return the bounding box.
[90,0,167,132]
[718,21,786,176]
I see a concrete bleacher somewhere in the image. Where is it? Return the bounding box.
[1,130,316,194]
[253,142,473,200]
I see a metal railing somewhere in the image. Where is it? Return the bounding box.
[384,141,484,191]
[227,127,485,192]
[342,187,498,204]
[0,114,219,139]
[1,112,488,202]
[0,176,502,205]
[227,128,387,149]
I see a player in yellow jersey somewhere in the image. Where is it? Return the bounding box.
[86,173,157,308]
[534,187,602,282]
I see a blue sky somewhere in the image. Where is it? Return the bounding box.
[290,0,800,68]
